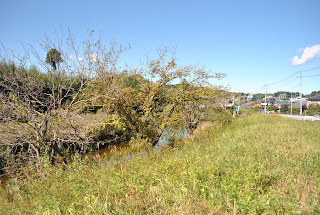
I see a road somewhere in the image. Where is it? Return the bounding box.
[280,114,320,122]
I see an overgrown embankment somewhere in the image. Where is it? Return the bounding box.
[1,114,320,214]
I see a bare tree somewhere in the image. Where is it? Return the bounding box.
[0,30,128,173]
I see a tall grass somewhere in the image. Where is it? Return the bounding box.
[1,114,320,214]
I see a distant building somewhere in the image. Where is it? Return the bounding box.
[247,94,253,101]
[307,96,320,106]
[290,97,308,103]
[260,97,277,107]
[247,94,258,101]
[278,94,290,100]
[261,97,276,105]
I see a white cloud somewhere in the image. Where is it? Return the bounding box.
[69,55,83,61]
[292,44,320,66]
[297,48,303,53]
[69,54,100,62]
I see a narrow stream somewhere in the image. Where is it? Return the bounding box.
[0,141,132,187]
[0,128,187,187]
[83,141,131,160]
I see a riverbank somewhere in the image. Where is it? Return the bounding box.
[0,119,216,187]
[1,114,320,214]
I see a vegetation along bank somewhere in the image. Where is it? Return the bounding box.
[1,114,320,214]
[0,31,228,176]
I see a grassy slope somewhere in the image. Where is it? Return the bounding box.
[1,114,320,214]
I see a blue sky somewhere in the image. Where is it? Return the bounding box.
[1,0,320,94]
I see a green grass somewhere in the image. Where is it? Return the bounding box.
[1,114,320,214]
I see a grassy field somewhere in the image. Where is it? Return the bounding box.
[1,114,320,214]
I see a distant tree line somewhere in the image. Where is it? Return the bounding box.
[309,90,320,97]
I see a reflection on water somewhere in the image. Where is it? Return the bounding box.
[0,128,188,187]
[156,128,187,148]
[83,141,131,160]
[85,128,187,159]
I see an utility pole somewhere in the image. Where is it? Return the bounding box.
[239,92,241,110]
[232,96,236,118]
[290,92,293,115]
[300,72,302,116]
[264,85,267,114]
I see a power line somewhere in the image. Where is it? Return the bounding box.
[264,66,320,92]
[250,86,265,94]
[267,66,320,86]
[248,66,320,95]
[303,81,320,84]
[275,82,299,91]
[297,66,320,73]
[302,73,320,78]
[267,72,297,86]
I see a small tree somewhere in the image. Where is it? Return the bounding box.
[290,107,299,114]
[85,48,225,147]
[45,48,63,70]
[306,103,320,116]
[267,104,277,112]
[281,104,288,113]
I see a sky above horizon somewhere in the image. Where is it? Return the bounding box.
[1,0,320,94]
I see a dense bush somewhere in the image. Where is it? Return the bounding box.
[289,107,299,114]
[0,32,227,175]
[88,116,132,149]
[306,103,320,116]
[281,104,289,113]
[200,107,232,124]
[267,104,278,112]
[0,59,92,172]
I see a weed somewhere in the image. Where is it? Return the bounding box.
[1,114,320,214]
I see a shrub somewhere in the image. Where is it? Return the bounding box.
[267,104,278,112]
[306,103,320,116]
[281,104,289,113]
[88,116,132,150]
[201,107,232,124]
